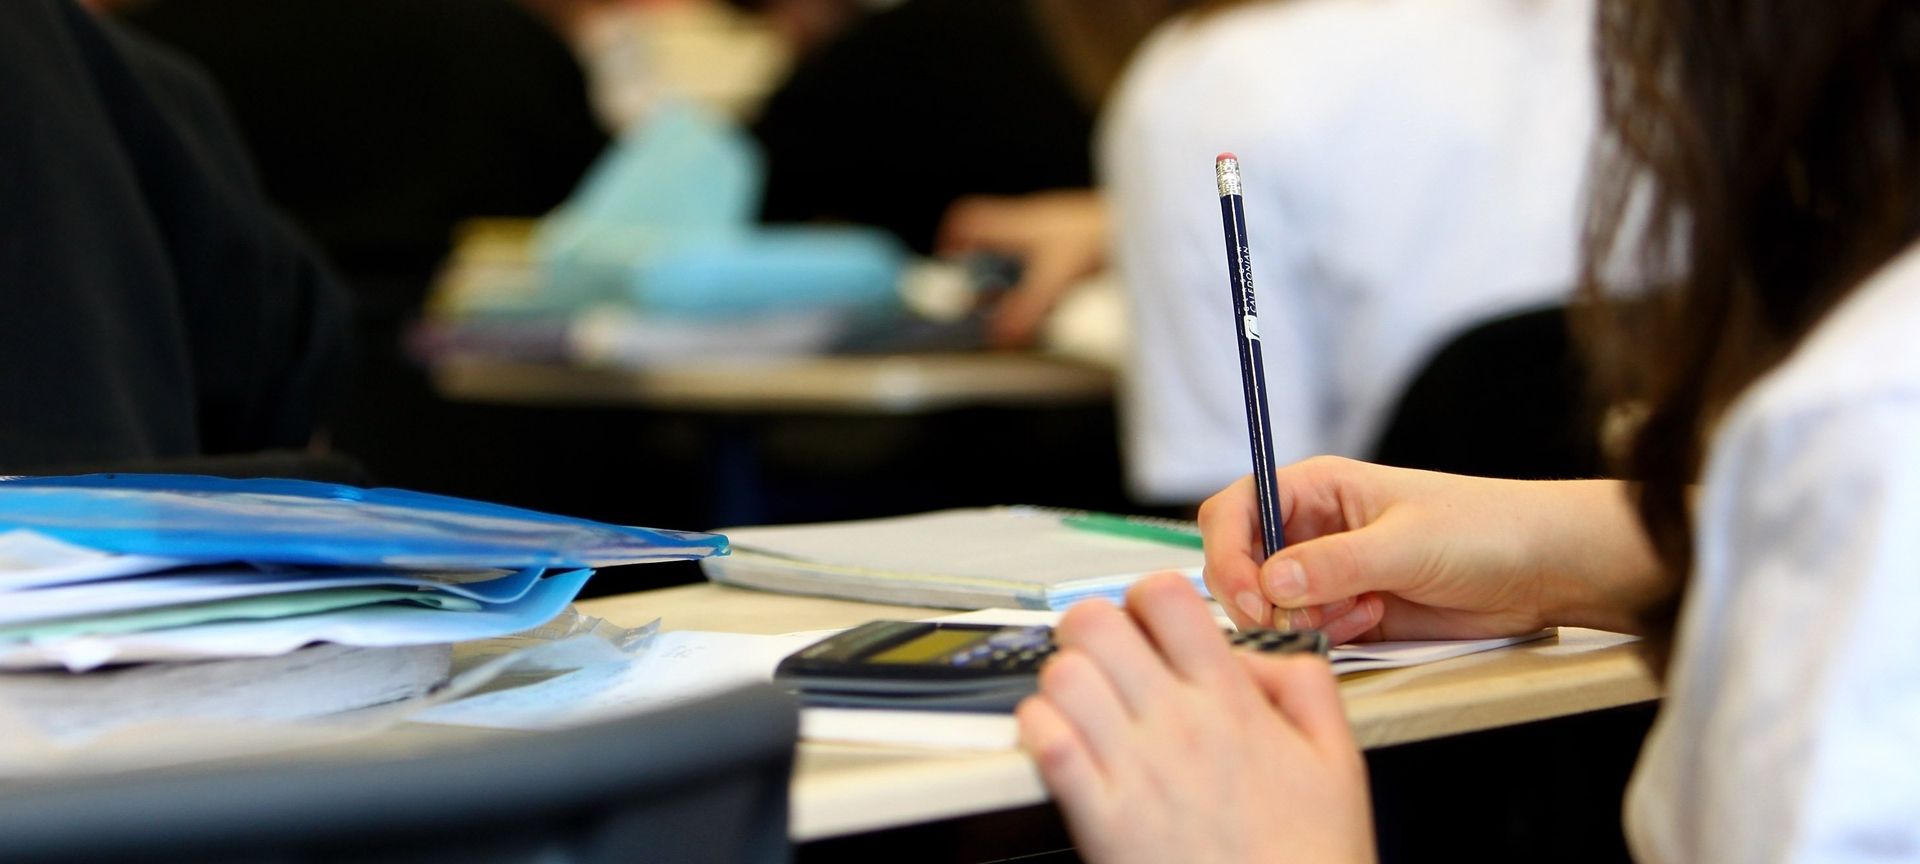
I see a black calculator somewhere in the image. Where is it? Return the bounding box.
[774,620,1328,712]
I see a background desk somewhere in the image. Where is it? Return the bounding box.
[431,353,1114,414]
[426,354,1134,534]
[577,583,1661,847]
[399,219,1138,536]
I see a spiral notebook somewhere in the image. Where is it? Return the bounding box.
[699,506,1206,610]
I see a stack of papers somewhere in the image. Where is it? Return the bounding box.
[0,533,591,671]
[0,474,725,744]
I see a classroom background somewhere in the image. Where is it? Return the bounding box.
[0,0,1650,859]
[22,0,1605,587]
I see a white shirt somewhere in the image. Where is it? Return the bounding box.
[1101,0,1597,503]
[1626,245,1920,862]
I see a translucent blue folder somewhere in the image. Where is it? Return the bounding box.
[0,474,727,569]
[0,475,729,670]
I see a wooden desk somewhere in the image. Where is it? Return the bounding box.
[431,353,1114,415]
[576,584,1660,842]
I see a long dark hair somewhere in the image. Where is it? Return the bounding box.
[1583,0,1920,662]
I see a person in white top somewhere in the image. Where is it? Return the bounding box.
[1014,0,1920,861]
[1620,239,1920,862]
[1102,0,1597,504]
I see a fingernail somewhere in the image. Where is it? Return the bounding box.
[1265,559,1307,602]
[1234,591,1268,626]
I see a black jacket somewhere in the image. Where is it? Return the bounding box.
[0,0,345,470]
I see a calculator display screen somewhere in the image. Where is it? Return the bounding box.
[866,629,988,665]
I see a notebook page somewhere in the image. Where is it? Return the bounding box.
[719,508,1203,589]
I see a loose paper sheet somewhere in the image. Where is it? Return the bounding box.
[0,567,538,629]
[0,530,184,591]
[420,608,1552,749]
[0,608,653,777]
[0,569,593,671]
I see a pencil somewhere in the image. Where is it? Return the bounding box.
[1215,153,1285,559]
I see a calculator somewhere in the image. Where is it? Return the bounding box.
[774,620,1328,712]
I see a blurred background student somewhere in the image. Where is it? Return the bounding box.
[1097,0,1597,507]
[96,0,1128,522]
[953,0,1600,506]
[40,0,1609,525]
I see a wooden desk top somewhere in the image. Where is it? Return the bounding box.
[431,353,1114,414]
[578,583,1660,841]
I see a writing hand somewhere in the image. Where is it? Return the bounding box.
[1200,457,1667,643]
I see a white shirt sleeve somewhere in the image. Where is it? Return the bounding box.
[1627,396,1920,863]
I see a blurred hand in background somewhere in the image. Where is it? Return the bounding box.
[936,189,1108,349]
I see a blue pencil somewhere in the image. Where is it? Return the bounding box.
[1215,153,1285,558]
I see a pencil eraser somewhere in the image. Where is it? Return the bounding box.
[1216,151,1237,163]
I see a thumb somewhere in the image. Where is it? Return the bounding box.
[1258,518,1422,610]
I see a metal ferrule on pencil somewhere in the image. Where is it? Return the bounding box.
[1216,157,1243,198]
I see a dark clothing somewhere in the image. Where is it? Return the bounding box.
[1370,307,1603,480]
[119,0,608,492]
[0,0,345,471]
[753,0,1095,254]
[120,0,608,310]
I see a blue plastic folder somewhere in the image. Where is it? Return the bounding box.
[0,474,727,569]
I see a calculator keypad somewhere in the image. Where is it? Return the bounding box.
[950,626,1056,669]
[947,626,1320,672]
